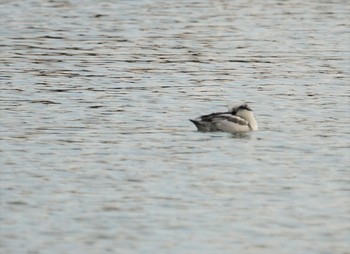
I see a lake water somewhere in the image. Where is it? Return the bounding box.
[0,0,349,253]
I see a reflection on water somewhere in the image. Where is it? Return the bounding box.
[1,0,349,253]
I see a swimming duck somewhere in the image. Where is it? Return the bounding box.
[190,103,258,133]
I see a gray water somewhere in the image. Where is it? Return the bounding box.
[1,0,349,253]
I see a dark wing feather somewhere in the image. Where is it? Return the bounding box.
[225,115,248,125]
[191,112,250,132]
[202,114,248,126]
[199,112,230,122]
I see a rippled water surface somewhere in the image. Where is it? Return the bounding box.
[1,0,349,253]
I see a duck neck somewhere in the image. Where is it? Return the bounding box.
[238,111,258,131]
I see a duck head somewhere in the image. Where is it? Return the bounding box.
[229,103,258,131]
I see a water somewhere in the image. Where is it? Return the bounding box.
[1,0,349,253]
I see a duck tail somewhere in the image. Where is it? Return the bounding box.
[189,119,198,125]
[190,119,206,131]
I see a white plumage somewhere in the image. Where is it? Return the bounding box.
[190,103,258,133]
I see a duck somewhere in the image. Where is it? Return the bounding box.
[190,103,258,133]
